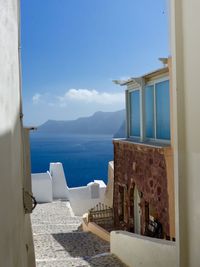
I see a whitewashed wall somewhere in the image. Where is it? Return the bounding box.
[111,231,176,267]
[0,1,35,266]
[69,180,106,216]
[32,172,53,203]
[31,163,107,215]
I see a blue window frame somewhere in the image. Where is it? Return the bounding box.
[130,90,140,137]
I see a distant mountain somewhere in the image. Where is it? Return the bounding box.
[39,110,126,136]
[113,120,126,138]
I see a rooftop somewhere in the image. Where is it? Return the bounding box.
[113,58,170,87]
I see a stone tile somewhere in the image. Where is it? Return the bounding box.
[31,201,126,267]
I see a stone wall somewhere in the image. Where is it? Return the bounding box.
[113,140,170,237]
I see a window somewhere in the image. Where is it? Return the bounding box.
[155,80,170,140]
[127,78,170,142]
[130,90,140,137]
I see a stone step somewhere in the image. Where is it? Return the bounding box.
[36,253,125,267]
[32,201,126,267]
[32,224,82,234]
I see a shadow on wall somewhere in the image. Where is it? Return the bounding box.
[52,231,124,266]
[0,120,35,267]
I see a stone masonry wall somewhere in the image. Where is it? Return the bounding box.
[113,140,170,237]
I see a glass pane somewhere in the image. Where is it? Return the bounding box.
[145,85,155,138]
[156,80,170,140]
[130,90,140,137]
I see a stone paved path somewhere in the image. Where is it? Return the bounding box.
[31,201,126,267]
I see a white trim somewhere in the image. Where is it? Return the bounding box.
[128,87,141,93]
[146,76,169,86]
[144,138,171,145]
[126,136,171,145]
[129,136,141,140]
[114,138,171,149]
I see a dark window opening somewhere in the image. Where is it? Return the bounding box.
[129,187,134,232]
[144,202,163,239]
[118,186,125,222]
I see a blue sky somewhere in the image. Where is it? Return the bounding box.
[21,0,169,126]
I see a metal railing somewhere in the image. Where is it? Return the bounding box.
[88,202,114,231]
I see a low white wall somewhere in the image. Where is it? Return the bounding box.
[69,180,106,216]
[31,162,107,215]
[111,231,177,267]
[32,172,53,203]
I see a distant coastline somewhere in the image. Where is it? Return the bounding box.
[38,109,126,137]
[30,110,125,187]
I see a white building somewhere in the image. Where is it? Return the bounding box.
[0,1,35,266]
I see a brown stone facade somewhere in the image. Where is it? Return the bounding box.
[113,140,171,237]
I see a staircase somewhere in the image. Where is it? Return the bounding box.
[31,201,126,267]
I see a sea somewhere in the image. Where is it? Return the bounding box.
[30,132,114,187]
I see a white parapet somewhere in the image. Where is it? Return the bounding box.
[32,172,53,203]
[111,231,177,267]
[68,180,106,216]
[50,162,69,200]
[31,162,108,215]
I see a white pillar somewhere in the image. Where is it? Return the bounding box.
[170,1,200,266]
[50,162,69,200]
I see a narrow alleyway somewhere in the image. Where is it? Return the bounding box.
[31,201,126,267]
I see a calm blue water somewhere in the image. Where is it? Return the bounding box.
[30,132,113,187]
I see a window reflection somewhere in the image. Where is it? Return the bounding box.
[130,90,140,137]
